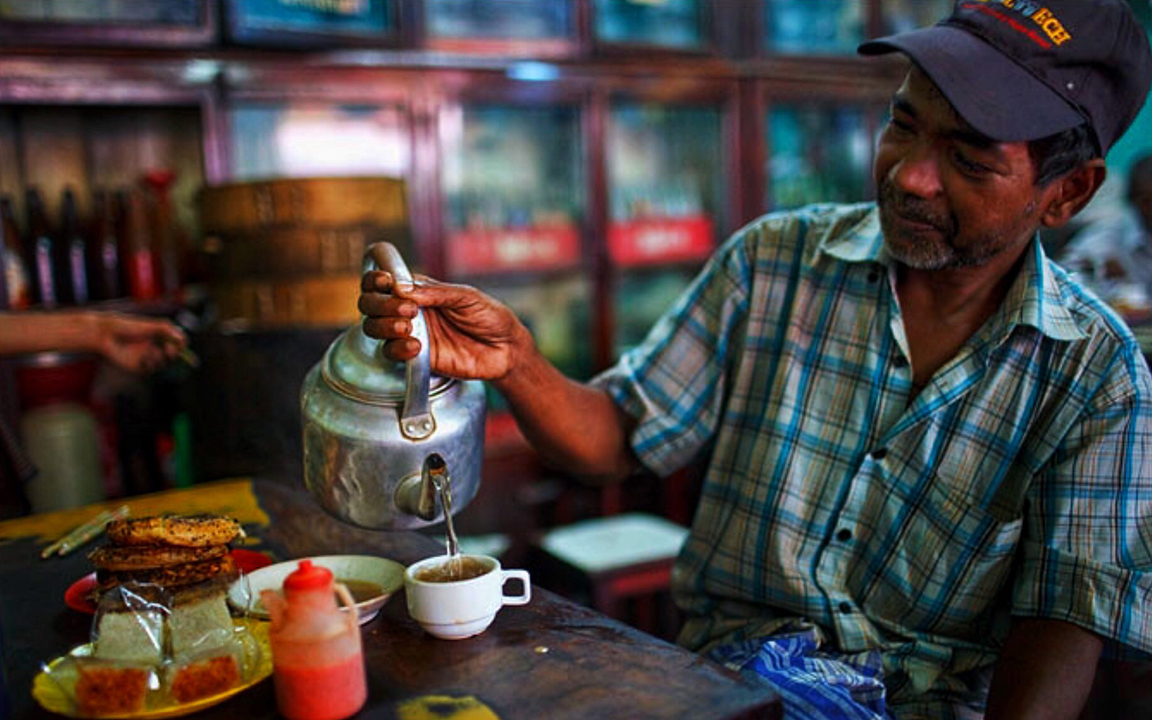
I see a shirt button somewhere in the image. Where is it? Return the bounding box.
[871,448,888,461]
[836,528,852,542]
[867,271,880,283]
[893,355,908,368]
[839,601,854,614]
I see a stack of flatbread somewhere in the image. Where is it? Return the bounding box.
[89,514,245,598]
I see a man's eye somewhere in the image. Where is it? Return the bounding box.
[952,150,991,175]
[888,117,914,133]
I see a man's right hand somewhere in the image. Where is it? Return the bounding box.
[358,270,534,383]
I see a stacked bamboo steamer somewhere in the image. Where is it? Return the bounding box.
[199,177,409,329]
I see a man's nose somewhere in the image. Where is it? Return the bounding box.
[889,145,943,199]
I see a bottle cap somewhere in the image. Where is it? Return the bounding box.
[284,559,333,591]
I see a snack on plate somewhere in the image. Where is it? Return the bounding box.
[169,587,234,658]
[88,513,243,602]
[106,515,244,548]
[74,659,155,716]
[49,513,261,713]
[89,543,228,571]
[95,554,239,594]
[165,643,244,703]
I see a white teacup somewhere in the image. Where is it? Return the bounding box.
[404,554,531,640]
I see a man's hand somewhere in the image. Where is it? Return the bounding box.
[358,271,533,382]
[94,313,187,374]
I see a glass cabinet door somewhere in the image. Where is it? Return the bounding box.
[439,103,591,383]
[227,103,411,180]
[594,0,706,51]
[607,102,723,357]
[766,103,875,210]
[424,0,573,44]
[225,0,396,46]
[880,0,954,34]
[762,0,864,55]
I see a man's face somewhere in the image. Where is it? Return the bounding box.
[874,67,1050,271]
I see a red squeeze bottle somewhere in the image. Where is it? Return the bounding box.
[260,560,367,720]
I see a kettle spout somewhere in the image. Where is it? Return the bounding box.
[393,453,447,521]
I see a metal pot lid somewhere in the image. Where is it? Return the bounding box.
[321,323,452,405]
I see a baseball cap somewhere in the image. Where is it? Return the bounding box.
[859,0,1152,155]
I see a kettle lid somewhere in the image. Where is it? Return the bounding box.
[322,322,451,404]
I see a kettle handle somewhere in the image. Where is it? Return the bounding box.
[364,242,434,440]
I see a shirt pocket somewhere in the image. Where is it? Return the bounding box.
[855,477,1023,641]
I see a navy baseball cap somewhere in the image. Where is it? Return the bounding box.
[859,0,1152,155]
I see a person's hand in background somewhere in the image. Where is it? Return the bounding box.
[94,313,187,374]
[0,310,187,374]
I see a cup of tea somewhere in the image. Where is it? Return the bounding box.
[404,554,531,640]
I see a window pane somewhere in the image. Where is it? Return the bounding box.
[439,103,589,380]
[228,104,410,180]
[763,0,864,55]
[881,0,953,34]
[425,0,571,40]
[767,105,873,210]
[228,0,392,37]
[0,0,202,24]
[608,102,722,356]
[594,0,704,50]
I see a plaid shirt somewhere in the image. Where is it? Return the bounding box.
[594,203,1152,701]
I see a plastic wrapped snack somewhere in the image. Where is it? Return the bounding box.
[91,583,171,666]
[37,578,264,716]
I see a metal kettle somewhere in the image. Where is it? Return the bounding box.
[300,242,486,530]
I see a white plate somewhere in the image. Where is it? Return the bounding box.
[227,555,404,625]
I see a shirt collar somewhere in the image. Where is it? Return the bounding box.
[819,204,1086,343]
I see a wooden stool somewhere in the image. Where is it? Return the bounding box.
[531,512,690,638]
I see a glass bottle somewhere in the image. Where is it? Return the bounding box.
[260,560,367,720]
[86,189,123,301]
[24,187,59,308]
[59,187,89,305]
[0,195,33,309]
[142,170,181,295]
[119,187,159,301]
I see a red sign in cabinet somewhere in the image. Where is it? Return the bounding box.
[447,224,582,275]
[607,216,714,267]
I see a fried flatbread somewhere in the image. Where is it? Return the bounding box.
[95,554,238,593]
[89,544,227,571]
[106,515,244,548]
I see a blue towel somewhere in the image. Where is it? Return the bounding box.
[708,628,892,720]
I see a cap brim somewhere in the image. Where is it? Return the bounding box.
[859,25,1086,144]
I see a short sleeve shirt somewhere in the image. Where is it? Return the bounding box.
[593,203,1152,699]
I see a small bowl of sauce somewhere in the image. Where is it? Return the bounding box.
[228,555,405,624]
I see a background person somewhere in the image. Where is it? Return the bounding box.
[1057,154,1152,319]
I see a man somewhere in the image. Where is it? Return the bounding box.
[360,1,1152,717]
[1058,154,1152,317]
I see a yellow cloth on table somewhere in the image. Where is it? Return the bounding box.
[0,478,268,545]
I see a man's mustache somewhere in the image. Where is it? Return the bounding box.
[879,180,954,235]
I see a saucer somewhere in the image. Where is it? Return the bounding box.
[227,555,404,625]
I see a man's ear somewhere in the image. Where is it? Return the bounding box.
[1040,159,1106,229]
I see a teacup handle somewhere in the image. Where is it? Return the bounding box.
[364,241,434,440]
[500,569,531,606]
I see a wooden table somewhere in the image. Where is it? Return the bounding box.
[0,478,782,720]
